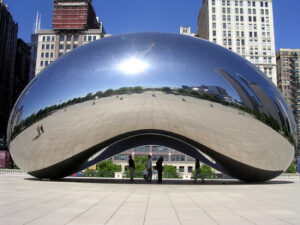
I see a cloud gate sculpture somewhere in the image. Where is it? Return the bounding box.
[7,33,296,182]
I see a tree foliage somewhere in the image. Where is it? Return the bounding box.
[285,162,297,173]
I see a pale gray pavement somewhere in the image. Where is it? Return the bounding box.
[0,175,299,225]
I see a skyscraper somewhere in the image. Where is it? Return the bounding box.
[0,0,18,139]
[197,0,277,84]
[276,49,300,156]
[33,0,108,76]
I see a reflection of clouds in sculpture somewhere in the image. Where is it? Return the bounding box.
[7,33,296,182]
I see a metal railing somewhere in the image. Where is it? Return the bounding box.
[0,169,27,176]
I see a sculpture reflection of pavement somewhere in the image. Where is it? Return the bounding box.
[10,91,293,173]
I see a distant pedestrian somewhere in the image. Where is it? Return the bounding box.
[156,156,164,183]
[146,155,152,182]
[128,155,135,182]
[40,125,44,134]
[36,126,41,136]
[143,170,147,180]
[194,159,200,183]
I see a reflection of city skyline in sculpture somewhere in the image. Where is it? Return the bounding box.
[7,33,296,182]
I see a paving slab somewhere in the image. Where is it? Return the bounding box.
[0,175,299,225]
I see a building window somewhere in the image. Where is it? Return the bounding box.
[45,52,49,58]
[84,36,87,41]
[66,44,71,50]
[248,9,251,14]
[40,61,43,66]
[239,0,243,6]
[212,23,216,29]
[47,36,50,42]
[59,52,63,57]
[60,35,64,41]
[67,35,71,42]
[41,44,45,50]
[51,36,55,42]
[88,36,92,41]
[261,2,263,7]
[51,44,54,50]
[73,44,78,49]
[46,44,49,50]
[213,38,217,43]
[252,1,255,6]
[265,2,268,7]
[93,36,96,41]
[179,166,184,172]
[240,16,244,22]
[188,166,193,173]
[41,52,44,58]
[42,36,45,42]
[59,44,64,50]
[74,35,78,42]
[235,0,238,6]
[50,52,53,58]
[212,0,215,5]
[223,23,226,29]
[212,15,216,21]
[213,30,216,36]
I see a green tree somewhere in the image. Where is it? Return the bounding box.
[285,162,297,173]
[192,164,214,179]
[163,165,179,178]
[85,160,121,177]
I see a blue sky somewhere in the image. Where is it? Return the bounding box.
[4,0,300,50]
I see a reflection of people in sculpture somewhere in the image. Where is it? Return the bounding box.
[146,155,152,182]
[156,156,164,183]
[194,159,200,183]
[36,126,41,136]
[40,125,44,134]
[128,155,135,182]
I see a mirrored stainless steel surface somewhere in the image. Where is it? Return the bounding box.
[7,33,296,182]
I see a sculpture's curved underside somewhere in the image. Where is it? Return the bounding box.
[8,33,296,182]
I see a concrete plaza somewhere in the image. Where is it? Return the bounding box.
[0,175,299,225]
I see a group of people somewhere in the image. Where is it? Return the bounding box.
[36,125,44,136]
[128,155,203,183]
[128,155,164,183]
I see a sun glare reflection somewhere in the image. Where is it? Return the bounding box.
[118,57,149,75]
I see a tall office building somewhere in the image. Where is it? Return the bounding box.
[197,0,277,84]
[34,0,108,75]
[12,39,31,105]
[0,0,18,139]
[276,49,300,156]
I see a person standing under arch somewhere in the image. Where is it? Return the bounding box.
[146,155,152,182]
[128,155,135,182]
[194,159,200,183]
[156,156,164,183]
